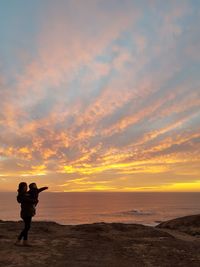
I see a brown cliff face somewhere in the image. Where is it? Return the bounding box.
[0,216,200,267]
[156,214,200,236]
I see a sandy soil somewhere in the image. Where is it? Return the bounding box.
[0,215,200,267]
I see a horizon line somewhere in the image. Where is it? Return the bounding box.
[1,191,200,193]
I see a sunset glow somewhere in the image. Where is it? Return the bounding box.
[0,0,200,192]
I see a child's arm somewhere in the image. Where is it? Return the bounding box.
[38,186,48,193]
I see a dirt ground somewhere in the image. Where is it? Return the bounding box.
[0,215,200,267]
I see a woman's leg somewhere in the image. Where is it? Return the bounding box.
[18,216,32,241]
[23,216,32,240]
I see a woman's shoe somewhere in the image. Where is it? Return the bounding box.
[23,240,32,247]
[14,240,21,246]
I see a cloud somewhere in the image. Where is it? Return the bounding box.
[0,0,200,191]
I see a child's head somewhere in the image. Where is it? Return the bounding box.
[29,183,37,190]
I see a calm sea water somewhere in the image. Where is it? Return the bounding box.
[0,192,200,226]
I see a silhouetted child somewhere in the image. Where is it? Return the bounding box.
[28,183,48,206]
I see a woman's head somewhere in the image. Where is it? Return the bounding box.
[17,182,27,194]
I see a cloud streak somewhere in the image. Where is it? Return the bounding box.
[0,0,200,191]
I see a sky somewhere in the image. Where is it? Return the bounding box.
[0,0,200,192]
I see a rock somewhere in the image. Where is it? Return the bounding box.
[156,214,200,236]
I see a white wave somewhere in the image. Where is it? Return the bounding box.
[119,209,154,216]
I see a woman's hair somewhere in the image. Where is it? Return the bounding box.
[17,182,27,194]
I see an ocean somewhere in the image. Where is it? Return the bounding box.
[0,192,200,226]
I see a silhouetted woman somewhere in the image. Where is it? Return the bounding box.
[15,182,37,246]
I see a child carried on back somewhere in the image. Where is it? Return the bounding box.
[28,183,48,206]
